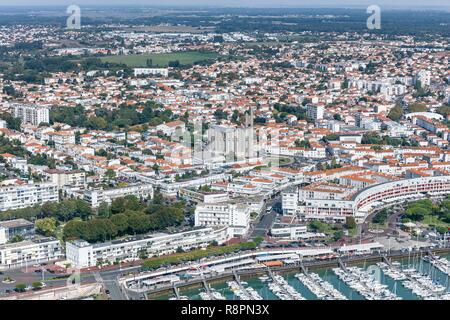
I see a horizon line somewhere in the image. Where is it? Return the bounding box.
[0,4,448,9]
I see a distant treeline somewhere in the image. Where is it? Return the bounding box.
[0,8,448,37]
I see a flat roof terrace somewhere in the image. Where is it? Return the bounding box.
[0,218,34,229]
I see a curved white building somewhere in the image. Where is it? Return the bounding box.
[352,175,450,220]
[284,175,450,223]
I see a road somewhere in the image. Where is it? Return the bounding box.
[359,205,404,239]
[250,195,281,238]
[95,272,124,300]
[96,266,142,300]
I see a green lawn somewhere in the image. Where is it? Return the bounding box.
[269,156,293,166]
[99,51,219,67]
[279,157,291,164]
[420,215,450,229]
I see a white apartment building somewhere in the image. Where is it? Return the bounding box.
[48,131,76,145]
[270,223,308,239]
[206,124,256,163]
[133,68,169,77]
[0,183,59,212]
[306,104,324,121]
[0,237,63,270]
[83,184,154,208]
[244,77,264,85]
[380,84,406,97]
[66,227,229,268]
[415,70,431,87]
[0,154,28,173]
[195,202,251,237]
[155,120,186,137]
[301,199,354,223]
[281,191,299,215]
[228,183,261,195]
[299,182,356,202]
[0,218,35,244]
[43,169,86,189]
[264,145,326,159]
[178,188,229,204]
[352,175,450,220]
[12,103,49,126]
[157,173,231,197]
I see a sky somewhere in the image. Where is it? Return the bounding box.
[0,0,448,9]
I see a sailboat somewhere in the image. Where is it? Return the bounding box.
[408,250,412,269]
[444,273,449,292]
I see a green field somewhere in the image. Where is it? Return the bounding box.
[99,51,219,67]
[269,156,294,166]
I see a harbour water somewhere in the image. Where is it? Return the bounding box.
[155,253,450,300]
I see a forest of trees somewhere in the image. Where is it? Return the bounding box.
[0,192,186,243]
[50,101,173,130]
[273,103,307,123]
[387,104,404,121]
[0,135,27,158]
[0,198,92,222]
[0,112,21,131]
[63,195,185,243]
[2,56,132,84]
[361,133,418,147]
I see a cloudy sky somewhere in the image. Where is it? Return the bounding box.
[0,0,448,9]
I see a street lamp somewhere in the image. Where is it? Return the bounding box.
[41,267,46,282]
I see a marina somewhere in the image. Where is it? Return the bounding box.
[155,253,450,300]
[199,288,226,300]
[424,255,450,276]
[226,280,263,300]
[377,251,450,300]
[263,273,305,300]
[332,266,401,300]
[295,272,347,300]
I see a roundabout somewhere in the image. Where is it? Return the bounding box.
[2,277,16,284]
